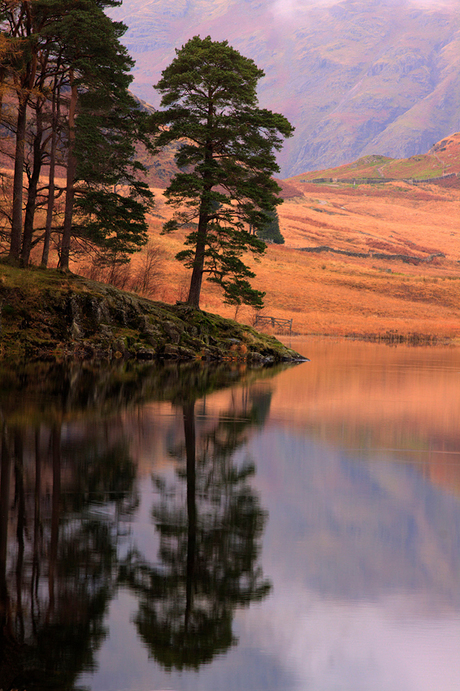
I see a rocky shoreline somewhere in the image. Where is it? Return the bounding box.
[0,265,304,364]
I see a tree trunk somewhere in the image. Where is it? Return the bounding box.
[59,70,77,271]
[9,95,28,262]
[41,73,61,268]
[21,104,44,266]
[187,197,210,308]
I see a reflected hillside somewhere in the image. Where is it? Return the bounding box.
[256,340,460,492]
[252,428,460,607]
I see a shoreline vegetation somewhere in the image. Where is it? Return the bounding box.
[0,264,304,363]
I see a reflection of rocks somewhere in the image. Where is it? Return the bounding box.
[0,360,291,426]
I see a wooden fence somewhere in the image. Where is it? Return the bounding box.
[254,315,293,335]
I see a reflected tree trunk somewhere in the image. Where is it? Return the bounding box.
[14,431,25,641]
[47,426,61,619]
[183,401,197,633]
[31,427,42,632]
[0,425,11,633]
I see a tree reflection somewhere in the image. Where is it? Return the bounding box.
[121,387,272,671]
[0,361,284,686]
[0,420,137,691]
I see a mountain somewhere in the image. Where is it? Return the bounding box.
[108,0,460,177]
[289,131,460,182]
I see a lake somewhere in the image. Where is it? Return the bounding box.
[1,338,460,691]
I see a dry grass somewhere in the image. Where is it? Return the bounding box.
[96,179,460,340]
[3,167,459,340]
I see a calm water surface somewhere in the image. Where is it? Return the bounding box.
[1,338,460,691]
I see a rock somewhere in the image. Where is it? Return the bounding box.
[187,325,199,337]
[145,334,159,347]
[0,268,303,363]
[91,297,111,327]
[136,348,157,360]
[99,324,113,338]
[163,344,195,359]
[70,320,82,340]
[163,320,182,344]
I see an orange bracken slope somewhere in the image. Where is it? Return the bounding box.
[77,134,460,340]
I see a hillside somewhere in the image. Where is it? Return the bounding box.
[97,134,460,341]
[108,0,460,177]
[291,132,460,183]
[9,132,457,343]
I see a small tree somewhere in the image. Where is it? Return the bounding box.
[153,35,293,310]
[256,209,284,244]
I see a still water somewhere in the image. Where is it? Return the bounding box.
[1,338,460,691]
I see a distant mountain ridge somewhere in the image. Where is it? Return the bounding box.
[287,132,460,184]
[109,0,460,177]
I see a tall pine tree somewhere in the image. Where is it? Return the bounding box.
[153,36,293,309]
[44,0,153,270]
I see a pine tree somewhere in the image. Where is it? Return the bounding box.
[0,0,153,269]
[0,1,38,262]
[153,35,293,309]
[46,0,153,270]
[256,209,284,244]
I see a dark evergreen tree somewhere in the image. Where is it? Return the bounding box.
[44,0,154,270]
[0,0,153,269]
[256,208,285,244]
[0,1,38,263]
[153,35,293,309]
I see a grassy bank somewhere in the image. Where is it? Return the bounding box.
[0,264,303,363]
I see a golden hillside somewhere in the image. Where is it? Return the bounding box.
[95,135,460,341]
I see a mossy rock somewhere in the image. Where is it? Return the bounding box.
[0,264,304,364]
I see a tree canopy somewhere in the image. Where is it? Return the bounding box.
[0,0,153,269]
[153,35,294,309]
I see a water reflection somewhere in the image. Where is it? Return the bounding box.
[0,362,275,689]
[120,393,271,670]
[2,344,460,691]
[0,422,131,690]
